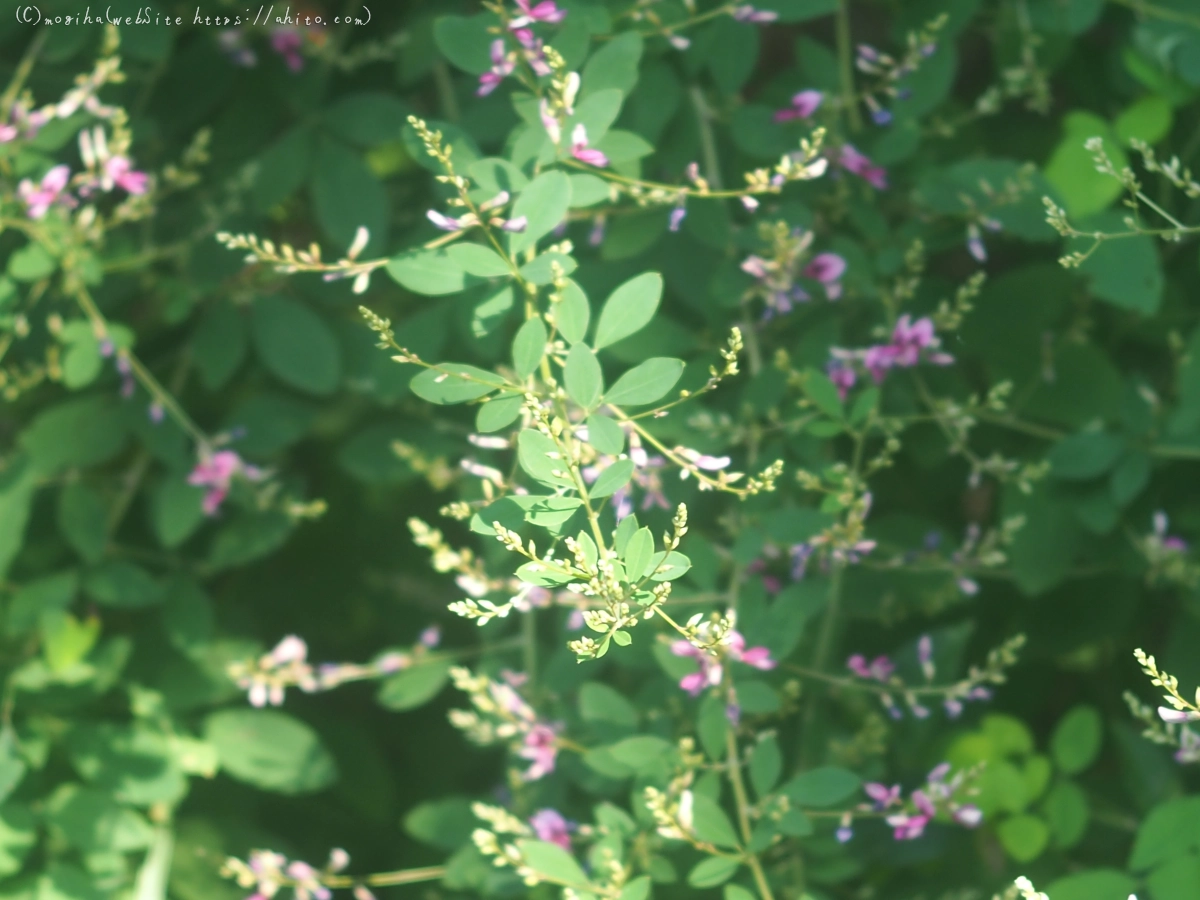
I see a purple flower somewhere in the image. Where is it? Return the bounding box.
[671,629,775,696]
[518,723,560,780]
[802,252,846,299]
[835,144,888,190]
[188,449,263,515]
[848,653,894,682]
[864,95,892,126]
[836,812,854,842]
[478,40,516,96]
[218,28,258,66]
[918,635,935,681]
[419,626,441,649]
[731,5,779,22]
[529,809,573,849]
[669,206,687,231]
[510,0,566,28]
[886,812,930,840]
[270,28,305,72]
[864,782,901,809]
[774,90,823,123]
[18,165,74,219]
[789,543,814,580]
[828,362,856,400]
[513,28,552,76]
[570,125,608,167]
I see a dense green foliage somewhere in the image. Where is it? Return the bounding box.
[4,2,1200,900]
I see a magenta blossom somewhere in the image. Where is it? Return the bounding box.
[518,723,560,780]
[1153,512,1188,552]
[571,125,608,167]
[671,630,775,696]
[478,40,516,96]
[18,165,74,219]
[864,782,902,809]
[828,362,856,400]
[847,654,894,682]
[104,156,149,195]
[836,144,888,189]
[529,809,573,850]
[731,5,778,22]
[803,252,846,300]
[270,28,305,71]
[188,449,264,515]
[774,90,823,123]
[513,28,553,76]
[510,0,566,28]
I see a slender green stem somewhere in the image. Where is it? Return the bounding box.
[725,725,776,900]
[835,0,862,132]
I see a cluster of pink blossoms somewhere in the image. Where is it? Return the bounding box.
[828,315,953,400]
[217,23,320,71]
[188,449,266,515]
[741,232,847,320]
[846,634,992,720]
[477,0,565,96]
[427,189,527,234]
[670,626,776,697]
[529,809,574,849]
[16,127,149,221]
[223,849,369,900]
[230,629,442,708]
[850,763,982,841]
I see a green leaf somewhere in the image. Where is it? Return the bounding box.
[686,857,740,889]
[447,243,512,278]
[594,273,663,350]
[1044,870,1138,900]
[803,368,844,418]
[581,32,643,97]
[604,358,684,407]
[59,326,102,389]
[388,248,476,296]
[8,243,56,281]
[568,89,625,146]
[1147,854,1200,900]
[554,279,591,345]
[323,92,410,146]
[204,709,338,795]
[0,462,37,581]
[1043,779,1089,848]
[780,766,862,807]
[690,793,740,848]
[84,561,163,608]
[585,414,624,455]
[1111,451,1151,506]
[509,171,572,254]
[376,659,451,710]
[21,395,129,475]
[623,527,654,582]
[648,551,691,581]
[590,459,634,499]
[520,252,578,285]
[207,511,294,572]
[68,724,187,806]
[311,138,388,255]
[253,125,315,212]
[1048,432,1125,480]
[57,482,107,563]
[404,797,477,850]
[618,876,651,900]
[39,610,99,673]
[512,318,548,379]
[518,429,574,488]
[1051,705,1103,774]
[475,394,524,432]
[252,296,341,396]
[607,735,673,772]
[997,814,1050,862]
[1129,797,1200,870]
[433,14,494,74]
[579,682,638,729]
[565,344,604,409]
[192,300,248,390]
[515,839,590,888]
[1043,112,1127,217]
[0,803,35,876]
[1114,95,1173,146]
[749,733,782,798]
[0,729,27,806]
[569,173,611,207]
[595,130,655,164]
[410,364,506,404]
[151,477,206,548]
[1077,228,1163,315]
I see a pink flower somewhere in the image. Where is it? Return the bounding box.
[419,626,441,648]
[513,27,553,76]
[847,654,894,682]
[836,144,888,190]
[104,156,149,195]
[886,812,929,840]
[0,124,17,143]
[864,783,901,809]
[828,362,856,400]
[518,723,560,780]
[510,0,566,28]
[529,809,573,849]
[478,40,516,96]
[571,125,608,167]
[672,630,774,695]
[731,5,778,22]
[774,90,823,123]
[270,28,305,71]
[803,252,846,299]
[18,165,74,219]
[1159,707,1200,724]
[187,449,263,515]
